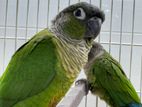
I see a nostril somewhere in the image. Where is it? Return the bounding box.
[89,17,102,24]
[93,16,98,20]
[89,17,98,21]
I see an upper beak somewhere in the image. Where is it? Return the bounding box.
[84,17,102,40]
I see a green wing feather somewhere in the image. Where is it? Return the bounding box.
[90,51,140,107]
[0,29,58,107]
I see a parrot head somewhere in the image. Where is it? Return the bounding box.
[52,2,105,44]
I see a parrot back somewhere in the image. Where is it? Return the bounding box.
[0,29,73,107]
[86,47,141,107]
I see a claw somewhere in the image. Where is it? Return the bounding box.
[75,79,89,95]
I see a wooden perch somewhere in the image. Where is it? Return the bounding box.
[56,82,86,107]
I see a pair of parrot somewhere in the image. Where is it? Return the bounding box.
[0,2,104,107]
[0,2,141,107]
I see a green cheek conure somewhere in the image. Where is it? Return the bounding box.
[0,2,105,107]
[84,42,142,107]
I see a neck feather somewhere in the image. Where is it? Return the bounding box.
[52,32,91,78]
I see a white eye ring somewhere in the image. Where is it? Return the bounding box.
[73,8,86,20]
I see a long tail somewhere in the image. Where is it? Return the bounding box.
[128,103,142,107]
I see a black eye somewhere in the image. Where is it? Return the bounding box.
[73,8,86,20]
[75,9,81,17]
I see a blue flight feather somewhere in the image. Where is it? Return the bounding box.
[128,103,142,107]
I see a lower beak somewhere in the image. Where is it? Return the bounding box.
[85,17,102,40]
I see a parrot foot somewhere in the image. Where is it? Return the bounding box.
[75,79,89,95]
